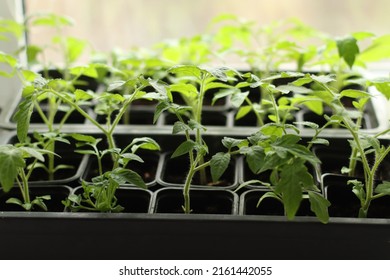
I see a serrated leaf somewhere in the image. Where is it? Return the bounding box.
[222,137,246,150]
[311,74,336,84]
[188,119,206,131]
[171,140,196,158]
[13,96,34,143]
[154,101,171,124]
[0,145,25,192]
[260,124,284,137]
[308,191,330,224]
[276,161,312,220]
[243,146,266,174]
[110,168,146,188]
[172,121,190,134]
[169,65,202,79]
[210,152,230,182]
[337,36,360,68]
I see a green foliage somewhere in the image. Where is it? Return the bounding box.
[66,134,159,212]
[336,36,360,68]
[0,142,55,211]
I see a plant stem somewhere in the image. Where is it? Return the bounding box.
[18,168,30,205]
[182,165,196,214]
[244,96,264,126]
[196,75,207,185]
[48,89,107,133]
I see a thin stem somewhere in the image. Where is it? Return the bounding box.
[18,168,30,205]
[182,157,199,214]
[33,100,50,127]
[48,89,108,134]
[195,75,207,185]
[244,96,264,126]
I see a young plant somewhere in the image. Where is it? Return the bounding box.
[154,65,240,213]
[63,134,160,212]
[0,138,58,211]
[232,73,331,223]
[293,72,390,217]
[13,68,97,180]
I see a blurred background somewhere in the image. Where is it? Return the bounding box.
[25,0,390,54]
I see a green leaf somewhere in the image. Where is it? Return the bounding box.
[308,138,329,146]
[171,140,196,158]
[21,70,38,82]
[308,191,330,224]
[295,121,319,130]
[243,146,266,174]
[235,105,252,120]
[70,133,98,144]
[369,78,390,100]
[19,147,45,162]
[212,88,236,105]
[31,13,73,27]
[230,90,249,108]
[260,124,284,137]
[107,80,126,92]
[359,34,390,62]
[0,145,25,192]
[276,85,312,94]
[64,37,87,63]
[154,101,171,124]
[375,181,390,195]
[257,192,283,207]
[169,65,202,79]
[110,168,146,188]
[130,137,160,152]
[70,65,98,78]
[340,89,370,99]
[13,96,34,143]
[74,89,94,101]
[6,197,23,207]
[0,51,17,77]
[348,179,365,204]
[188,119,206,131]
[172,121,190,134]
[336,36,360,68]
[276,161,311,220]
[311,74,336,84]
[170,83,198,99]
[120,153,143,163]
[222,137,246,150]
[210,152,231,182]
